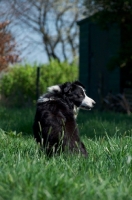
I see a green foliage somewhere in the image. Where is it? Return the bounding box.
[0,60,78,107]
[0,107,132,200]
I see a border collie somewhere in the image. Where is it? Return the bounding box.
[33,81,95,157]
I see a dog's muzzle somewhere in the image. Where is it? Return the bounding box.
[80,96,96,110]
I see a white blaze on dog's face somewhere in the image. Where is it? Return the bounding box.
[80,88,95,110]
[72,85,95,110]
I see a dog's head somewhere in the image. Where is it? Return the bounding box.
[48,81,95,110]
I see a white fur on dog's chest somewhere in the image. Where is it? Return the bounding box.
[73,105,79,119]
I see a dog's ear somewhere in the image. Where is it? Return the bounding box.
[73,80,85,89]
[61,82,72,93]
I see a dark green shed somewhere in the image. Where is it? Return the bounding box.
[77,18,121,107]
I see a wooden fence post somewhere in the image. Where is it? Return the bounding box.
[36,66,40,100]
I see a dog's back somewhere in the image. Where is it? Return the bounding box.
[33,81,95,156]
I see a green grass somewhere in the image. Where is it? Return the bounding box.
[0,106,132,200]
[0,106,34,135]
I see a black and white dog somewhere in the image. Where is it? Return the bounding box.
[33,81,95,157]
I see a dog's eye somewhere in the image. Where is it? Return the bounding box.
[79,94,83,97]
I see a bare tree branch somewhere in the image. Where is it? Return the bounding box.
[3,0,82,62]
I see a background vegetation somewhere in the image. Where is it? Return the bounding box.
[0,60,78,107]
[0,21,19,71]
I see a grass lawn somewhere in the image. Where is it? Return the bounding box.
[0,106,132,200]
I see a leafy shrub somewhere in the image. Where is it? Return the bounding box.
[0,60,78,107]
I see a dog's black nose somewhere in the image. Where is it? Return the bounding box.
[92,100,96,106]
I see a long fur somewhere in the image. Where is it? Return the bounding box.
[33,81,95,157]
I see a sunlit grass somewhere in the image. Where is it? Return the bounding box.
[0,106,132,200]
